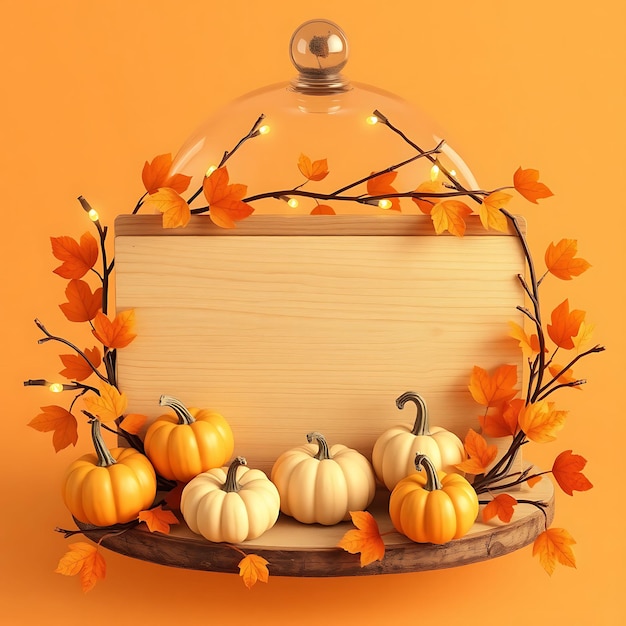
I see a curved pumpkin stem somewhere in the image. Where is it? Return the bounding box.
[396,391,431,436]
[223,456,247,492]
[90,417,117,467]
[307,431,333,461]
[414,453,443,491]
[159,395,196,425]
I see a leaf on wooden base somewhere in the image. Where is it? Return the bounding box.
[138,505,179,534]
[337,510,385,567]
[482,493,518,523]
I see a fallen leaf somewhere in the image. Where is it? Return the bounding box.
[518,400,567,443]
[468,364,519,407]
[479,398,523,438]
[202,167,254,229]
[367,171,400,211]
[551,450,593,496]
[59,279,102,323]
[297,154,329,182]
[513,167,554,203]
[310,204,336,215]
[55,542,106,592]
[83,383,128,423]
[59,346,102,381]
[480,192,512,232]
[430,200,473,237]
[118,413,148,435]
[533,528,576,576]
[51,232,99,279]
[138,506,179,534]
[337,510,385,567]
[508,321,542,358]
[92,309,137,349]
[548,364,582,390]
[142,153,192,195]
[143,187,191,229]
[412,180,445,214]
[28,405,78,452]
[238,554,270,589]
[456,429,498,474]
[545,239,591,280]
[482,493,518,523]
[547,299,585,350]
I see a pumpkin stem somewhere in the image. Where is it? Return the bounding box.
[90,417,117,467]
[414,453,443,491]
[396,391,431,436]
[159,395,196,425]
[223,457,247,492]
[307,431,333,461]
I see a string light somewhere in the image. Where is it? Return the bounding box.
[430,164,440,181]
[449,169,457,177]
[48,383,64,393]
[366,115,379,125]
[378,199,392,210]
[87,208,100,221]
[258,124,271,135]
[205,165,218,177]
[287,197,299,209]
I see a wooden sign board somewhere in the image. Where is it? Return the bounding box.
[115,214,525,475]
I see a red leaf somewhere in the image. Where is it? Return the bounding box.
[552,450,593,496]
[310,204,336,215]
[51,232,99,279]
[59,279,102,322]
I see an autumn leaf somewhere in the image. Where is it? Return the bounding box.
[118,413,148,435]
[456,429,498,474]
[483,493,518,523]
[513,167,554,203]
[533,528,576,576]
[142,153,192,195]
[547,299,585,350]
[202,167,254,229]
[59,279,102,322]
[430,200,473,237]
[138,506,179,534]
[55,542,106,592]
[310,204,336,215]
[548,364,582,390]
[552,450,593,496]
[59,347,101,381]
[297,154,329,182]
[367,171,400,211]
[83,383,128,423]
[28,405,78,452]
[337,510,385,567]
[479,192,512,232]
[508,321,542,358]
[572,321,595,353]
[479,398,523,438]
[412,180,445,214]
[51,232,99,279]
[527,474,543,488]
[143,187,190,229]
[518,400,567,443]
[468,364,519,407]
[238,554,270,589]
[92,309,137,349]
[545,239,591,280]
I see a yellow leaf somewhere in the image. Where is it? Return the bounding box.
[55,542,106,592]
[480,192,512,232]
[508,321,540,359]
[83,383,128,423]
[138,506,179,534]
[548,364,582,391]
[533,528,576,575]
[238,554,270,589]
[143,187,191,229]
[518,400,567,443]
[572,321,595,353]
[430,200,473,236]
[412,180,445,214]
[337,511,385,567]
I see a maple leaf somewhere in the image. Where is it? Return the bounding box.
[310,204,336,215]
[430,200,473,237]
[143,187,191,229]
[480,192,512,232]
[238,554,270,589]
[55,542,106,592]
[142,153,192,195]
[51,232,99,279]
[479,398,523,438]
[202,167,254,229]
[572,321,595,353]
[59,346,101,381]
[456,428,498,474]
[59,279,102,323]
[118,413,148,435]
[367,171,400,211]
[28,405,78,452]
[297,154,329,182]
[533,528,576,576]
[83,383,128,423]
[138,506,179,534]
[547,299,585,350]
[508,321,542,358]
[518,400,567,443]
[412,180,445,214]
[92,309,137,349]
[548,363,582,390]
[482,493,518,523]
[337,511,385,567]
[468,364,519,407]
[545,239,591,280]
[513,167,554,203]
[551,450,593,496]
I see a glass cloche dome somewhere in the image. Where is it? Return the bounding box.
[171,19,477,216]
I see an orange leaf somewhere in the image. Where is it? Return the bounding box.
[59,346,101,381]
[83,383,128,423]
[508,321,542,358]
[28,405,78,452]
[138,506,179,534]
[527,474,543,488]
[518,400,567,443]
[297,154,329,182]
[59,279,102,322]
[513,167,554,203]
[480,192,512,232]
[552,450,593,496]
[548,363,582,390]
[51,232,99,279]
[367,171,400,211]
[482,493,517,523]
[202,167,254,229]
[547,299,585,350]
[412,180,445,214]
[533,528,576,576]
[337,511,385,567]
[430,200,473,237]
[92,309,137,349]
[143,187,191,229]
[310,204,336,215]
[468,364,519,407]
[545,239,591,280]
[456,428,497,474]
[142,153,192,195]
[479,398,523,438]
[572,321,595,353]
[55,542,106,592]
[238,554,270,589]
[118,413,148,435]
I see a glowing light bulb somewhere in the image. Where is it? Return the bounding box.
[88,208,99,221]
[366,115,379,125]
[258,124,270,135]
[49,382,64,393]
[378,199,392,210]
[430,164,440,181]
[287,197,299,209]
[449,169,457,177]
[205,165,218,177]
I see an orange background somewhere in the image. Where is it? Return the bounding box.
[2,1,625,624]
